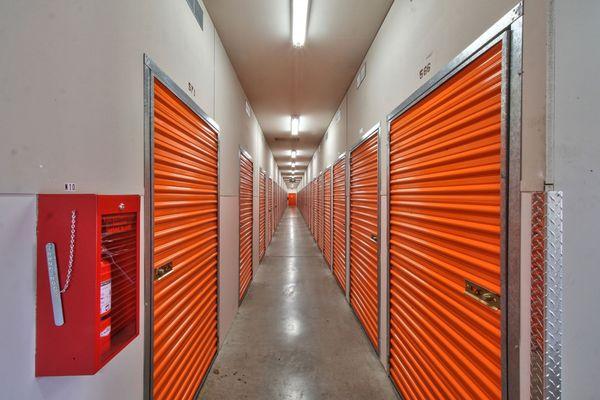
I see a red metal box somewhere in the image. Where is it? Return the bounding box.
[36,194,140,376]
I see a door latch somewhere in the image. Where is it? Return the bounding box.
[154,261,174,281]
[465,280,500,311]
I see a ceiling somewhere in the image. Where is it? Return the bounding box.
[203,0,393,187]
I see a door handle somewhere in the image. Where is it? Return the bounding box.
[154,261,174,281]
[370,234,378,243]
[465,280,500,311]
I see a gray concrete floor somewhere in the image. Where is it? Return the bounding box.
[199,208,397,399]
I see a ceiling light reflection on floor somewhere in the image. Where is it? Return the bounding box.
[284,317,302,337]
[286,264,297,282]
[278,374,310,400]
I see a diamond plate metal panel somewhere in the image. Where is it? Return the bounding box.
[530,193,546,400]
[530,191,563,400]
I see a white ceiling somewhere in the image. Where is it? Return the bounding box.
[203,0,393,186]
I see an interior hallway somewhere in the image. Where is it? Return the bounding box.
[199,207,396,399]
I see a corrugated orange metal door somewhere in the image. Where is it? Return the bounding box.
[310,181,314,236]
[304,188,307,225]
[332,157,346,292]
[315,180,318,245]
[259,170,266,261]
[388,43,504,400]
[317,175,323,251]
[307,185,311,232]
[349,132,379,350]
[323,168,332,267]
[311,179,318,241]
[319,174,325,252]
[310,182,313,232]
[306,186,310,227]
[273,182,277,232]
[267,177,273,244]
[152,79,218,400]
[239,151,253,302]
[273,181,278,229]
[308,184,312,232]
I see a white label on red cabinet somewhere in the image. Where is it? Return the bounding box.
[100,280,111,314]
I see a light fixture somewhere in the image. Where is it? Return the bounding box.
[291,150,297,159]
[292,0,309,47]
[291,161,296,168]
[291,116,299,136]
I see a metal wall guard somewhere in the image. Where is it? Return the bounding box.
[530,191,563,400]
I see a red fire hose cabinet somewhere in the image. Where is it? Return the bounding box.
[36,194,140,376]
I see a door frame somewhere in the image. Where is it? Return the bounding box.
[143,55,221,400]
[348,122,382,355]
[238,146,254,305]
[385,4,523,399]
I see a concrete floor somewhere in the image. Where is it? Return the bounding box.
[199,208,397,399]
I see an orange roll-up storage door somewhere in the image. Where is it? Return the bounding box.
[305,182,312,228]
[349,132,379,351]
[303,188,307,223]
[239,151,253,302]
[312,180,317,240]
[273,181,277,231]
[307,184,311,232]
[152,79,218,400]
[317,175,323,252]
[388,43,504,400]
[267,177,273,245]
[314,179,318,242]
[307,185,311,231]
[259,170,266,261]
[323,168,332,267]
[332,157,347,292]
[288,193,297,207]
[304,188,307,225]
[310,180,314,236]
[306,186,310,227]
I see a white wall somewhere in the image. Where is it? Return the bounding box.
[551,1,600,398]
[0,0,282,398]
[318,98,348,177]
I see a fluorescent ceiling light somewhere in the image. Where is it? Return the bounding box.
[291,116,299,136]
[291,161,296,168]
[292,0,309,47]
[291,150,297,159]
